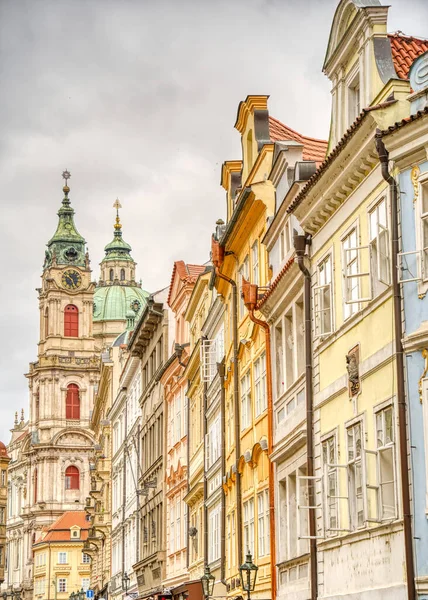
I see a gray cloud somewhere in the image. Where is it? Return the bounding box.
[1,0,427,442]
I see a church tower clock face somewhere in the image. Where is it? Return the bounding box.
[61,269,82,290]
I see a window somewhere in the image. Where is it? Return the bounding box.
[206,417,221,469]
[208,505,220,563]
[239,256,250,317]
[315,255,333,337]
[1,470,6,487]
[109,268,114,281]
[82,553,90,564]
[58,578,67,593]
[347,422,364,530]
[342,228,359,319]
[254,353,267,416]
[376,406,396,520]
[348,77,360,124]
[257,490,270,557]
[279,466,309,562]
[175,393,181,443]
[243,498,255,555]
[420,179,428,277]
[58,552,67,564]
[45,307,49,338]
[170,502,175,554]
[81,578,90,592]
[65,466,79,490]
[322,436,339,535]
[34,468,38,503]
[176,496,181,550]
[120,268,125,281]
[251,241,259,285]
[66,384,80,420]
[64,305,78,337]
[0,508,4,524]
[241,371,251,430]
[369,199,390,295]
[275,321,284,397]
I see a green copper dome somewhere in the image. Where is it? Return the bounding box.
[93,285,149,322]
[44,173,86,269]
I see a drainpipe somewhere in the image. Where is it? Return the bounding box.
[211,236,243,568]
[186,379,191,570]
[218,360,227,584]
[241,279,276,600]
[375,133,416,600]
[203,377,209,567]
[293,231,317,600]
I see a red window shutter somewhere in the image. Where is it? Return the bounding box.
[66,384,80,420]
[65,466,80,490]
[64,305,79,337]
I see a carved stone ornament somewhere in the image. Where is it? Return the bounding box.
[411,165,420,204]
[346,345,360,398]
[418,348,428,403]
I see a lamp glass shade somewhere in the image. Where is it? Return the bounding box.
[201,566,215,597]
[239,552,258,592]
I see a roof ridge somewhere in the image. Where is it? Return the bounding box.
[269,115,327,144]
[388,32,428,42]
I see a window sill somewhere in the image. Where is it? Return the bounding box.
[318,518,403,550]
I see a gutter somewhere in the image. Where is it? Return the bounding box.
[241,279,276,600]
[293,232,317,600]
[211,237,243,568]
[375,133,416,600]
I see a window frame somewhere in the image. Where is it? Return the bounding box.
[254,352,267,416]
[368,196,391,294]
[341,223,360,319]
[314,252,334,339]
[64,304,79,338]
[240,371,252,431]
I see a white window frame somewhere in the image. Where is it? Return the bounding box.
[208,504,221,563]
[322,433,349,535]
[314,253,334,338]
[251,240,259,285]
[346,420,366,530]
[254,353,267,416]
[368,197,391,291]
[375,403,397,521]
[239,255,250,318]
[243,498,255,555]
[296,474,324,541]
[257,489,270,557]
[58,551,67,565]
[58,578,67,593]
[341,224,360,317]
[240,371,251,430]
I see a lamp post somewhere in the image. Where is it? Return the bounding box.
[79,588,86,600]
[239,552,258,600]
[200,565,215,598]
[122,572,130,595]
[69,593,76,600]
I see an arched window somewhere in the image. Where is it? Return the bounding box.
[44,307,49,338]
[109,269,114,282]
[120,268,125,281]
[65,466,80,490]
[66,384,80,420]
[64,305,79,337]
[33,469,38,504]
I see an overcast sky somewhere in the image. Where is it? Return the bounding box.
[0,0,427,444]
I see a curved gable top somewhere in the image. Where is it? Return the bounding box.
[323,0,382,71]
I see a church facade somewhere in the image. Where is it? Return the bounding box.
[4,174,148,599]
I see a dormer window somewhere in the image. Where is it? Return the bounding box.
[70,526,81,540]
[347,69,361,125]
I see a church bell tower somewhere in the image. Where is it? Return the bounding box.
[24,171,99,545]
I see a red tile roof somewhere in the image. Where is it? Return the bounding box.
[257,255,295,309]
[269,116,328,165]
[167,261,206,306]
[34,511,90,544]
[389,33,428,80]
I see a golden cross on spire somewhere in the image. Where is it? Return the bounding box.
[113,198,122,231]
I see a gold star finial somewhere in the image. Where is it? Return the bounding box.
[113,198,122,231]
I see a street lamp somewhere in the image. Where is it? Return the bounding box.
[200,565,215,598]
[69,593,76,600]
[122,572,130,594]
[239,551,258,600]
[79,588,86,600]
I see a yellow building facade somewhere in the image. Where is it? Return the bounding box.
[213,96,279,600]
[33,511,91,600]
